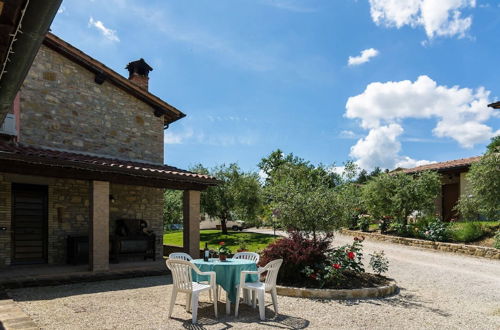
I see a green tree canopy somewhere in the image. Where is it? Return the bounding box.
[362,171,441,226]
[163,190,183,231]
[192,163,262,234]
[456,152,500,221]
[260,150,343,239]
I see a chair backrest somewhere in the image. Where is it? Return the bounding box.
[166,259,195,291]
[169,252,193,261]
[262,259,283,290]
[233,252,260,263]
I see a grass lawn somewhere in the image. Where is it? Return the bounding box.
[163,230,278,252]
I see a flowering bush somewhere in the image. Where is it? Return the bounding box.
[357,214,372,232]
[300,237,376,288]
[260,231,332,285]
[369,251,389,275]
[217,241,232,255]
[420,218,450,242]
[378,216,392,233]
[494,230,500,249]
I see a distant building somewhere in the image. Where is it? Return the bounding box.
[400,156,481,221]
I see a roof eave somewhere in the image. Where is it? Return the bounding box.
[43,33,186,126]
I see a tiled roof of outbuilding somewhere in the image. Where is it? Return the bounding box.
[400,156,481,173]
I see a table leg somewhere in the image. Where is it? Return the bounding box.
[226,290,231,315]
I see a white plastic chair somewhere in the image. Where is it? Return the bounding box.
[168,252,193,261]
[233,252,260,263]
[233,252,260,304]
[234,259,283,320]
[169,252,214,302]
[166,259,218,324]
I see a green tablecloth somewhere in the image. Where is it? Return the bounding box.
[192,258,258,303]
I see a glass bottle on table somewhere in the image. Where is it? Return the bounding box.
[203,243,209,262]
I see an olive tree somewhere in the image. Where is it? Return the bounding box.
[456,152,500,221]
[192,163,262,234]
[163,190,183,231]
[362,171,441,227]
[262,152,342,240]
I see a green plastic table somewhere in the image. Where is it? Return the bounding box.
[192,258,258,314]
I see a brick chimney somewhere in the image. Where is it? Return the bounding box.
[126,58,153,90]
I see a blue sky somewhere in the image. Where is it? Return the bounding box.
[51,0,500,172]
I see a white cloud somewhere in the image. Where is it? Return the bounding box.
[349,124,434,170]
[348,48,379,66]
[88,17,120,42]
[345,75,499,169]
[57,6,66,14]
[369,0,476,39]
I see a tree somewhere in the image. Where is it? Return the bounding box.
[362,171,441,227]
[456,152,500,221]
[192,164,262,234]
[486,135,500,154]
[264,157,343,240]
[332,161,365,229]
[163,190,183,231]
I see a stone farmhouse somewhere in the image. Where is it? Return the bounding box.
[401,156,481,221]
[0,33,217,271]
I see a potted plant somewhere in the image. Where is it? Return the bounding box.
[218,242,231,261]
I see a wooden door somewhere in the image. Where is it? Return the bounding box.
[442,183,459,222]
[11,184,48,264]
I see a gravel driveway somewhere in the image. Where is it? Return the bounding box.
[7,231,500,329]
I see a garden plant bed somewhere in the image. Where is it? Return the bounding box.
[276,278,398,299]
[341,229,500,259]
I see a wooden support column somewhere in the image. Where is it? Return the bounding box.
[89,181,109,272]
[183,190,200,258]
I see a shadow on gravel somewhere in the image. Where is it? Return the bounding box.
[336,287,452,317]
[8,275,171,302]
[173,301,310,330]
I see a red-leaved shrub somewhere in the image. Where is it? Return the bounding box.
[259,231,333,285]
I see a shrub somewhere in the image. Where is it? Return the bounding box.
[260,231,332,285]
[326,237,365,273]
[369,251,389,275]
[450,222,485,243]
[420,218,450,242]
[494,230,500,249]
[357,214,371,232]
[378,216,392,234]
[301,237,367,288]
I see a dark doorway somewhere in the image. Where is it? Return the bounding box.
[11,184,48,264]
[442,183,460,222]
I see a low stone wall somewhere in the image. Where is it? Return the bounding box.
[276,281,397,300]
[341,229,500,260]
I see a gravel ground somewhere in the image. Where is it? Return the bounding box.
[7,232,500,330]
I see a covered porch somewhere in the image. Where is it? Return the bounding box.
[0,142,218,273]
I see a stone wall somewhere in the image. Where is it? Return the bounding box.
[110,183,164,260]
[19,45,164,164]
[0,173,165,267]
[48,178,90,264]
[341,229,500,260]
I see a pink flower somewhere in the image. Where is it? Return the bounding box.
[219,242,225,245]
[347,251,355,260]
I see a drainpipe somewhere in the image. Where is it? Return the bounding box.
[0,0,62,124]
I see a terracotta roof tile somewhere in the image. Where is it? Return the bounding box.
[400,156,481,173]
[0,142,218,186]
